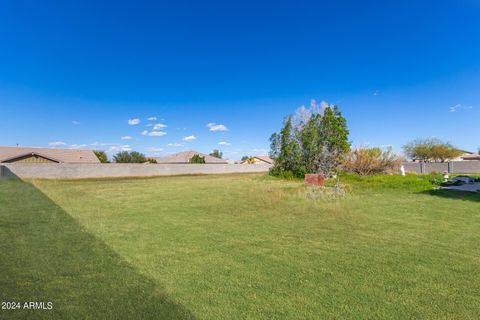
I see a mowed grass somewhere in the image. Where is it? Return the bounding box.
[1,173,479,319]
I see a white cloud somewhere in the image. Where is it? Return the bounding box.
[91,142,121,147]
[49,141,67,146]
[167,143,183,147]
[207,123,229,132]
[147,117,157,121]
[449,104,474,112]
[153,123,167,130]
[218,141,231,146]
[106,144,132,153]
[128,118,141,125]
[90,143,132,153]
[449,104,461,112]
[142,130,167,137]
[148,131,167,137]
[68,144,87,149]
[146,147,163,152]
[72,120,80,125]
[183,135,196,142]
[121,136,133,140]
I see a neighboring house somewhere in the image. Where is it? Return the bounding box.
[452,151,480,161]
[154,150,228,164]
[241,156,274,165]
[460,153,480,161]
[0,146,100,164]
[411,151,480,162]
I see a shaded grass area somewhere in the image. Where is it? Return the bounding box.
[0,179,194,319]
[1,173,480,319]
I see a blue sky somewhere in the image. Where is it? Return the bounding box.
[1,0,479,159]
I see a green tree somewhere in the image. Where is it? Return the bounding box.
[93,150,108,163]
[403,138,462,162]
[209,149,223,159]
[241,155,250,161]
[129,151,147,163]
[275,116,302,175]
[113,151,147,163]
[269,102,350,177]
[317,106,350,175]
[189,154,206,164]
[298,113,321,173]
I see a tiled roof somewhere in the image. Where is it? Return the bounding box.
[0,146,100,163]
[462,154,480,160]
[254,156,274,164]
[154,150,227,164]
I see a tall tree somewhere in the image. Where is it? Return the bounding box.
[317,106,350,175]
[269,102,350,177]
[275,116,302,174]
[209,149,223,159]
[403,138,462,162]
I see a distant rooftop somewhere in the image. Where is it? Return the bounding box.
[0,146,100,163]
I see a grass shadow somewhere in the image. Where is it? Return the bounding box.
[0,179,195,319]
[418,188,480,203]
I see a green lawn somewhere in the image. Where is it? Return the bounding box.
[1,173,479,319]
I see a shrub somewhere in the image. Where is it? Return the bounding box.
[189,154,206,164]
[93,150,108,163]
[343,147,400,175]
[113,151,147,163]
[146,158,157,164]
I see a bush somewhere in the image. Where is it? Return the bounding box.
[113,151,147,163]
[343,147,400,175]
[189,154,206,164]
[94,150,109,163]
[146,158,157,164]
[269,167,303,179]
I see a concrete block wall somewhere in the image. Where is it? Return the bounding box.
[402,161,480,174]
[0,163,272,179]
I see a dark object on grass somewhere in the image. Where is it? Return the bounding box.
[452,176,475,184]
[305,174,325,187]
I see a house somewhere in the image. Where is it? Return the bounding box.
[0,146,100,164]
[453,151,480,161]
[461,153,480,161]
[241,156,274,165]
[411,151,480,162]
[154,150,228,164]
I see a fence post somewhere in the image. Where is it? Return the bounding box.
[0,165,3,179]
[420,162,425,174]
[448,162,453,174]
